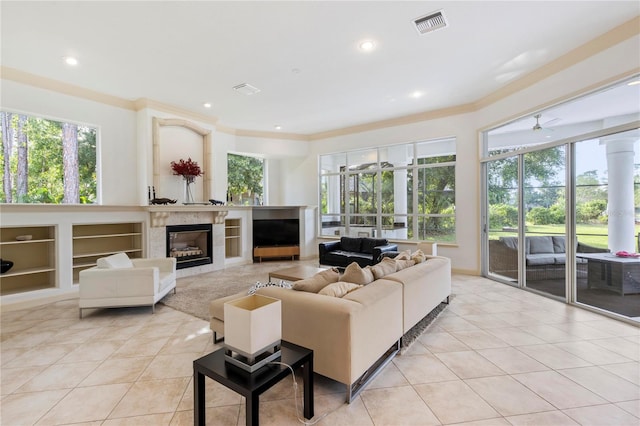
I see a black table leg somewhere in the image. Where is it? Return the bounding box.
[194,371,205,426]
[247,393,259,426]
[303,357,314,419]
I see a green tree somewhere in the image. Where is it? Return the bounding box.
[227,153,264,205]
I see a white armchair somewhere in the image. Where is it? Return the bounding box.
[78,252,177,318]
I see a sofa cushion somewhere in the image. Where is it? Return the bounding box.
[361,238,389,254]
[370,257,398,279]
[318,281,362,297]
[341,262,375,285]
[395,259,416,270]
[97,252,133,269]
[526,254,557,266]
[340,236,362,252]
[528,236,554,254]
[552,236,566,253]
[411,249,426,264]
[293,268,340,293]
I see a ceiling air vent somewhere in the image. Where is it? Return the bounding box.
[233,83,261,95]
[414,10,448,35]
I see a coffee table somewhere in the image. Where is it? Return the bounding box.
[268,265,328,282]
[577,253,640,295]
[193,340,314,426]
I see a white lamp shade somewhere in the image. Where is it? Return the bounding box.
[224,294,282,356]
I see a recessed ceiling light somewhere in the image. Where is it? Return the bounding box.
[274,125,282,130]
[627,80,640,86]
[359,40,375,51]
[63,56,78,66]
[410,91,424,98]
[203,102,212,108]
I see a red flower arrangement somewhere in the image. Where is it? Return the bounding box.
[170,158,204,183]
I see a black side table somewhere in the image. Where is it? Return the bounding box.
[193,340,314,426]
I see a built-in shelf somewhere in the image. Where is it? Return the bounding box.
[0,225,56,295]
[225,219,241,258]
[72,223,143,282]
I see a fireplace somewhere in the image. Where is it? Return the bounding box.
[166,224,213,270]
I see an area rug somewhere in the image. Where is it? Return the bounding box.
[159,260,318,321]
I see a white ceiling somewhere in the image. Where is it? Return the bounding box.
[1,1,639,135]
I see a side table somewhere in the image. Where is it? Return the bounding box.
[193,340,314,426]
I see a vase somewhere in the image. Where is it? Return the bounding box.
[184,175,196,204]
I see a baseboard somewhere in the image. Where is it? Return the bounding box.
[1,288,79,312]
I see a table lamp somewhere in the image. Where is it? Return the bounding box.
[223,294,282,372]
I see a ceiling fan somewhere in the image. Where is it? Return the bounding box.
[532,114,559,132]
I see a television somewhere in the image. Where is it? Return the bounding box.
[252,219,299,247]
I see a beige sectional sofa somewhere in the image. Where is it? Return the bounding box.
[210,255,451,402]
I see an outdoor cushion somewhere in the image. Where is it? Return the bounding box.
[528,236,554,254]
[552,236,566,253]
[526,254,557,266]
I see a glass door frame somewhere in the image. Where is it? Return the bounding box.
[481,121,640,314]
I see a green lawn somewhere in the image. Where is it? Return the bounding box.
[490,223,640,249]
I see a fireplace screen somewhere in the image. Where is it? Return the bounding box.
[166,224,213,269]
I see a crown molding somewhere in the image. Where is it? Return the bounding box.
[1,66,137,110]
[133,98,219,126]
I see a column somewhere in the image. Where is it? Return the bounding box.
[602,138,636,252]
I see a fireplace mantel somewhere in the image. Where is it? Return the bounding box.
[147,205,229,227]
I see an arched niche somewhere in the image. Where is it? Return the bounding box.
[152,118,212,203]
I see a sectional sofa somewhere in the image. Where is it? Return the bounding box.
[209,254,451,402]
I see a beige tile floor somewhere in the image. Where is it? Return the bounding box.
[1,272,639,425]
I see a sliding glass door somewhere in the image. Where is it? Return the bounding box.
[523,146,567,299]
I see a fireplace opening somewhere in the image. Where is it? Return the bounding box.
[166,224,213,270]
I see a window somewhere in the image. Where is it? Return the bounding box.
[319,138,456,242]
[227,153,264,205]
[0,111,97,204]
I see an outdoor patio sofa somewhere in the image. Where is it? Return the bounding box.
[489,235,608,280]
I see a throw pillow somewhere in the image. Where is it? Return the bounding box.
[341,262,375,285]
[370,257,398,279]
[318,281,362,298]
[395,259,416,270]
[292,268,340,293]
[97,252,133,269]
[411,249,426,264]
[395,249,411,260]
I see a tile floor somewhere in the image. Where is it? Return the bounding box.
[1,272,639,425]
